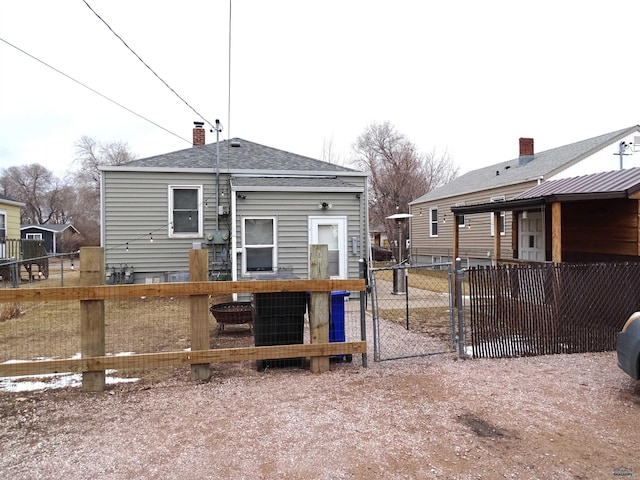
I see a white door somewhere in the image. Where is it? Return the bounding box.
[309,216,347,279]
[519,212,545,261]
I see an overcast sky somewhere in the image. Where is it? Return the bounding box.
[1,0,639,178]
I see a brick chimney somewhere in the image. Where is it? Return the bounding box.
[193,121,205,146]
[519,137,534,165]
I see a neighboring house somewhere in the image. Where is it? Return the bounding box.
[409,125,640,265]
[0,194,25,258]
[20,224,80,254]
[452,167,640,263]
[100,124,369,284]
[370,225,389,247]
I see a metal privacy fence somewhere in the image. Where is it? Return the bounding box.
[369,263,455,361]
[466,262,640,358]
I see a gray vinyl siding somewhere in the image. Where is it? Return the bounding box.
[103,170,367,281]
[235,188,366,280]
[103,170,231,276]
[410,181,538,262]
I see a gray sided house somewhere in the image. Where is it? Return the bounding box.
[409,125,640,265]
[20,224,80,254]
[100,126,369,284]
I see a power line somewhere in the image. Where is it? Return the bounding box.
[82,0,215,131]
[0,36,191,145]
[228,0,233,168]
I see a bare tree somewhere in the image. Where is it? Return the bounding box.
[71,136,136,190]
[321,136,344,166]
[0,164,66,225]
[352,121,458,260]
[68,136,137,246]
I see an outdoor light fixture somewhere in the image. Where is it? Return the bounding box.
[386,213,413,263]
[319,202,332,210]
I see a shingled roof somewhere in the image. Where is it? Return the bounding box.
[105,138,359,173]
[411,126,640,204]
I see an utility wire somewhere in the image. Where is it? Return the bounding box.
[227,0,232,168]
[82,0,215,130]
[0,36,191,145]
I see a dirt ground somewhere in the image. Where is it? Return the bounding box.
[1,350,638,479]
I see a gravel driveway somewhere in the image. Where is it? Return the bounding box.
[1,350,638,479]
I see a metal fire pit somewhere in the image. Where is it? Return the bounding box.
[209,301,253,332]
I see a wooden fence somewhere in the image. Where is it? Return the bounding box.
[467,262,640,358]
[0,246,366,391]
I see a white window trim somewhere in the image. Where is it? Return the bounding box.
[490,196,506,237]
[26,233,43,240]
[0,210,6,242]
[168,185,203,238]
[429,207,438,237]
[241,216,278,275]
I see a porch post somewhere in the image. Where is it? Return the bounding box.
[493,211,501,263]
[551,202,562,263]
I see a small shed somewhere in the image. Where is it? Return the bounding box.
[20,224,80,254]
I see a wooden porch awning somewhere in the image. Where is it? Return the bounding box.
[449,167,640,263]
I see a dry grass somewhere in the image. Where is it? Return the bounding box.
[380,306,453,342]
[0,264,241,383]
[374,266,470,294]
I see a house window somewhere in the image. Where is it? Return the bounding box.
[169,186,202,237]
[242,217,276,273]
[430,208,438,237]
[455,202,465,228]
[26,233,43,240]
[0,212,5,240]
[490,196,506,236]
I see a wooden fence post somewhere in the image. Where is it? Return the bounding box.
[309,244,330,373]
[80,247,105,392]
[189,248,211,381]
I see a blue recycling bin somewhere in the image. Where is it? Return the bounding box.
[330,290,351,362]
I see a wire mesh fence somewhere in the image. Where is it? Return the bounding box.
[0,277,366,391]
[466,262,640,358]
[369,263,455,361]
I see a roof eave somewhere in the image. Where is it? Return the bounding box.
[451,198,546,214]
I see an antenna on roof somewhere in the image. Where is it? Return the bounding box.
[616,140,633,169]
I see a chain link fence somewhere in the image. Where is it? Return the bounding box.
[369,263,455,361]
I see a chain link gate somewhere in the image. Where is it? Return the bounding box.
[369,263,458,361]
